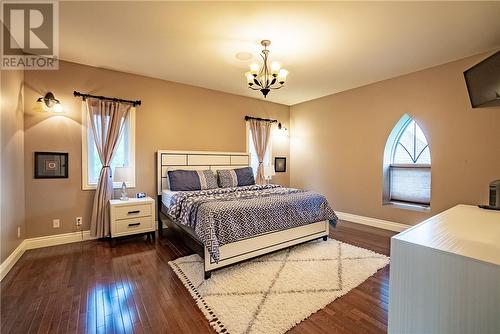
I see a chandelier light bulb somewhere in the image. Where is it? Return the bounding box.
[271,62,281,74]
[53,103,63,113]
[278,69,288,83]
[245,72,254,84]
[249,63,260,75]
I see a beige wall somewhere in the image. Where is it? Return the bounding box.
[1,70,26,262]
[24,61,290,238]
[20,52,500,238]
[290,53,500,225]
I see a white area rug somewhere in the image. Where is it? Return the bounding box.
[169,238,389,334]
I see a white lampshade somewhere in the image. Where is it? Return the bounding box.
[245,72,254,84]
[249,63,260,75]
[113,166,133,183]
[278,69,288,83]
[264,165,276,179]
[271,61,281,74]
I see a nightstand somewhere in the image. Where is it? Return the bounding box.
[109,197,155,245]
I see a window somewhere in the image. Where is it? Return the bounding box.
[247,124,272,177]
[392,119,431,165]
[82,108,135,190]
[383,115,431,209]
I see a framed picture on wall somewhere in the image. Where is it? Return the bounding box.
[274,157,286,173]
[34,152,69,178]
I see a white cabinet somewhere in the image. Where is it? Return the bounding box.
[388,205,500,334]
[109,197,155,241]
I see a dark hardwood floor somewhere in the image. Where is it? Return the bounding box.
[0,221,396,334]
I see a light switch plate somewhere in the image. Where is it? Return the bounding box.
[53,219,60,228]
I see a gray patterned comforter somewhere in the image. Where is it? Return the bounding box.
[166,184,338,262]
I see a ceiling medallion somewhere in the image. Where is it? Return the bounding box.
[245,40,288,98]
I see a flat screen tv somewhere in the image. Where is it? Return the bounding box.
[463,51,500,108]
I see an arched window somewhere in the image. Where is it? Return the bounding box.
[393,119,431,165]
[383,115,431,209]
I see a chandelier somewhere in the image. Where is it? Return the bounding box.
[245,40,288,98]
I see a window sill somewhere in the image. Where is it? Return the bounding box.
[384,201,430,212]
[82,182,136,191]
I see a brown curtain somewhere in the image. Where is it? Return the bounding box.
[249,119,272,185]
[86,99,132,238]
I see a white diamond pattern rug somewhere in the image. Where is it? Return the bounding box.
[169,238,389,334]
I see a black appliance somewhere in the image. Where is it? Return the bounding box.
[479,180,500,210]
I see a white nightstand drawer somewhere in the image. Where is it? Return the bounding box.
[109,197,155,240]
[113,203,152,220]
[114,216,153,234]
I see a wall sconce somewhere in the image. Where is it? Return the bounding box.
[275,122,289,138]
[37,92,63,112]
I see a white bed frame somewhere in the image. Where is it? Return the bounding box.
[157,150,329,278]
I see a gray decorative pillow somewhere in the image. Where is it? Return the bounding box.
[217,169,238,188]
[197,170,219,189]
[217,167,255,188]
[168,170,218,191]
[234,167,256,186]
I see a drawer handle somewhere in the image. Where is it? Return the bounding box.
[128,223,141,227]
[127,210,140,214]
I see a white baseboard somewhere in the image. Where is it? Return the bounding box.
[0,223,160,282]
[336,211,411,232]
[1,216,403,281]
[24,230,96,250]
[0,230,96,282]
[0,240,27,281]
[0,215,411,281]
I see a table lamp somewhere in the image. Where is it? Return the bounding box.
[263,165,276,184]
[113,166,132,201]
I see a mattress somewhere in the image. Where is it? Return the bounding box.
[161,190,179,209]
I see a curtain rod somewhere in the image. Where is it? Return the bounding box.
[244,116,277,123]
[73,91,141,107]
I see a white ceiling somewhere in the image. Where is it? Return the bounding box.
[59,2,500,106]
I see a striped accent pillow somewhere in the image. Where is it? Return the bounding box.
[196,170,219,189]
[217,169,238,188]
[217,167,255,188]
[168,170,218,191]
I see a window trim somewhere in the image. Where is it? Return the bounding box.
[386,201,431,212]
[389,163,431,169]
[81,107,136,190]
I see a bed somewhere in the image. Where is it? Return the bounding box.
[157,150,337,279]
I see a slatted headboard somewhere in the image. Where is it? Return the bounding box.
[157,150,250,195]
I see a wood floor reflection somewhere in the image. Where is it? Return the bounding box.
[0,221,395,333]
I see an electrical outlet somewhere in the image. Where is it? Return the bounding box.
[53,219,60,228]
[17,226,21,238]
[76,217,83,226]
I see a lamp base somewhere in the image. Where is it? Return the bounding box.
[119,181,128,201]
